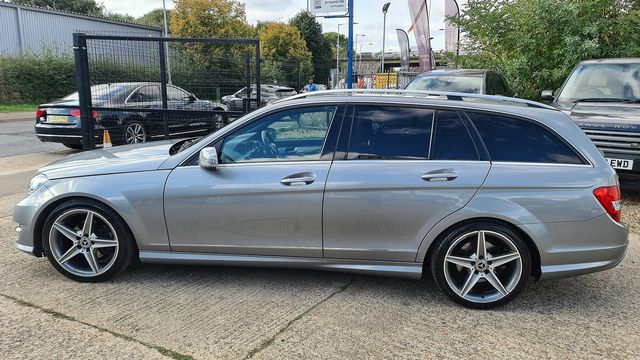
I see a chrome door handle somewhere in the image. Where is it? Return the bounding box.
[280,176,316,186]
[421,172,458,182]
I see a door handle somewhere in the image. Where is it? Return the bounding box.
[421,171,458,182]
[281,175,316,186]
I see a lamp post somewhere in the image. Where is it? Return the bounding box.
[354,34,365,75]
[337,22,357,88]
[380,2,390,73]
[359,42,373,75]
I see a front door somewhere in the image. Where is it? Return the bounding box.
[323,106,491,262]
[164,105,341,257]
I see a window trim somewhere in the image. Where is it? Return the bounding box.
[464,109,591,166]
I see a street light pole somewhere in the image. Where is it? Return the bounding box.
[337,22,357,88]
[380,2,390,73]
[359,42,373,75]
[354,34,365,75]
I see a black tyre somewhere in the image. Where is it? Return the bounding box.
[430,222,531,309]
[42,199,136,282]
[62,143,83,150]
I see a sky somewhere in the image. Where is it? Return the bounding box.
[100,0,467,52]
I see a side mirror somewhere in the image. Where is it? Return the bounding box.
[182,94,196,103]
[540,90,554,101]
[199,147,218,170]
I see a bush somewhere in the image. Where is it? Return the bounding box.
[0,53,77,104]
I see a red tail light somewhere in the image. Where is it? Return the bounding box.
[69,109,98,119]
[593,185,622,222]
[36,108,45,118]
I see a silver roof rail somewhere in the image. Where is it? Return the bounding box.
[276,89,555,110]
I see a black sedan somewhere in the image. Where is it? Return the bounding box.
[35,83,228,149]
[221,84,296,112]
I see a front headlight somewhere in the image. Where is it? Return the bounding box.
[26,174,48,197]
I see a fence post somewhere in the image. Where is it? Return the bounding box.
[73,33,94,150]
[255,41,261,109]
[158,39,169,138]
[245,54,251,112]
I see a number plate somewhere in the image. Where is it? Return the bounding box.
[606,158,634,170]
[47,115,69,123]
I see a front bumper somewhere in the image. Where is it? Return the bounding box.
[13,185,55,257]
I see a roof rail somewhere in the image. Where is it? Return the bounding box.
[276,89,555,110]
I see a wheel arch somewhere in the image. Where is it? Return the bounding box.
[32,195,140,257]
[421,217,542,280]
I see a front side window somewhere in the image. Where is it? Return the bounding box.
[467,111,584,164]
[220,106,336,163]
[347,106,434,160]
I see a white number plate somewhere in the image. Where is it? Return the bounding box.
[606,158,634,170]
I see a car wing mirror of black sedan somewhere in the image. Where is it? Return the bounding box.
[182,94,197,103]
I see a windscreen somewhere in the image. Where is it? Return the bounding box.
[557,63,640,107]
[405,75,483,93]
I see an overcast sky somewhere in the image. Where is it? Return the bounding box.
[100,0,466,52]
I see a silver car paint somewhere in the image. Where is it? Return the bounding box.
[14,94,628,281]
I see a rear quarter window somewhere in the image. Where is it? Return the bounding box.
[466,111,585,164]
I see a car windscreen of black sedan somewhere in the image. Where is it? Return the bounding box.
[35,82,228,149]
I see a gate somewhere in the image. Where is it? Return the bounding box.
[72,33,261,150]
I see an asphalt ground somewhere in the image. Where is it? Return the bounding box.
[0,125,639,359]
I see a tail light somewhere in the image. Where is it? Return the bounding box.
[36,108,45,118]
[69,109,99,119]
[593,185,622,222]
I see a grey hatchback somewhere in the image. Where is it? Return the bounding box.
[14,90,628,308]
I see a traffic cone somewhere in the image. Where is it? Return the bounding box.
[102,129,112,148]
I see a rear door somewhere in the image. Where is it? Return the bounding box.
[323,105,491,262]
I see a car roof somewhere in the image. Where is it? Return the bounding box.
[416,69,491,77]
[579,58,640,65]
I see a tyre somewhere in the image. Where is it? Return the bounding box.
[62,143,83,150]
[121,121,147,144]
[42,199,136,282]
[429,222,531,309]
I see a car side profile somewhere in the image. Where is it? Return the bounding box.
[14,90,628,309]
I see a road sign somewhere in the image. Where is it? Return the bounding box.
[308,0,348,17]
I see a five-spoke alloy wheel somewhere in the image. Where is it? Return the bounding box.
[42,199,135,282]
[430,222,531,309]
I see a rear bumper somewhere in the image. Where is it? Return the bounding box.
[523,214,628,280]
[35,124,102,144]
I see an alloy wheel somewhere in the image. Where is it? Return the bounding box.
[443,230,523,304]
[125,122,146,144]
[48,209,119,277]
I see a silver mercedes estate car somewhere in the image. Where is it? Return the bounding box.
[14,90,628,309]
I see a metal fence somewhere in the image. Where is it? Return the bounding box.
[70,33,260,150]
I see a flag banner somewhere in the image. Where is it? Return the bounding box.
[396,28,411,70]
[445,0,460,53]
[407,0,433,71]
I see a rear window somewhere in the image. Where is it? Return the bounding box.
[431,111,479,160]
[467,112,584,164]
[406,75,483,93]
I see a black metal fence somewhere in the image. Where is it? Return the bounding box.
[72,33,261,150]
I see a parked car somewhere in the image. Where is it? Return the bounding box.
[405,69,515,96]
[15,90,627,309]
[221,84,296,111]
[542,59,640,185]
[35,82,228,149]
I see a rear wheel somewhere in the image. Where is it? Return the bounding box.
[42,199,136,282]
[430,222,531,309]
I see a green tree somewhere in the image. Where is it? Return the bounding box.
[324,32,348,60]
[449,0,640,99]
[137,8,170,28]
[290,11,333,84]
[10,0,102,15]
[259,22,313,87]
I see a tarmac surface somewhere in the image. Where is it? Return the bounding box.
[0,130,639,359]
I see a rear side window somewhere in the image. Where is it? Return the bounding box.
[431,111,479,160]
[467,112,584,164]
[348,106,434,160]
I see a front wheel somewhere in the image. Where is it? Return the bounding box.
[430,222,531,309]
[42,199,136,282]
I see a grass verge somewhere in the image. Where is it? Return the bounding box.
[0,103,38,113]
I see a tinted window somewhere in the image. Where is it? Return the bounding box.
[220,106,335,163]
[406,75,483,94]
[129,86,160,103]
[431,111,478,160]
[467,112,584,164]
[348,106,433,160]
